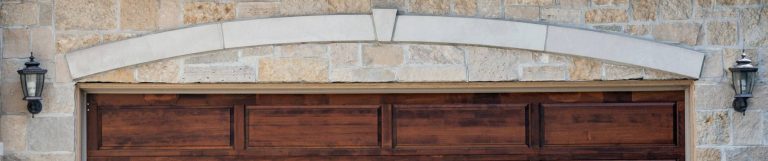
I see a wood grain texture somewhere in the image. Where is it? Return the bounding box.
[542,103,676,146]
[246,105,380,148]
[394,104,528,147]
[88,91,685,160]
[98,106,233,149]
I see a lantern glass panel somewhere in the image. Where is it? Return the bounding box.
[35,73,45,97]
[732,71,743,94]
[25,74,37,97]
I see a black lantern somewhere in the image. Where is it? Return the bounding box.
[729,52,758,113]
[17,53,47,115]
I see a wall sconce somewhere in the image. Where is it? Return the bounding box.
[17,53,47,116]
[729,51,758,113]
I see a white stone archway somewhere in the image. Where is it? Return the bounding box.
[65,9,705,79]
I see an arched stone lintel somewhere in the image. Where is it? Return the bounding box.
[66,10,705,79]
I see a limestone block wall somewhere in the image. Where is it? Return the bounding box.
[77,43,686,83]
[0,0,767,161]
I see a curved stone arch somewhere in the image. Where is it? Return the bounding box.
[65,9,705,79]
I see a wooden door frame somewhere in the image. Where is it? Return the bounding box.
[75,80,696,161]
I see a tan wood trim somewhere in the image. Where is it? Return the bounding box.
[77,80,693,94]
[75,80,696,161]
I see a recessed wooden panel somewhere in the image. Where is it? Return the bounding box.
[247,105,380,148]
[542,103,676,146]
[99,106,233,149]
[394,104,528,147]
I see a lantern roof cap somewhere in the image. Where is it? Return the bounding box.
[17,53,47,74]
[735,52,755,68]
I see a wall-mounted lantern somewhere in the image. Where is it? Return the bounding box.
[729,51,758,113]
[17,53,47,116]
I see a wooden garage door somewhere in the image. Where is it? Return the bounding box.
[87,91,685,161]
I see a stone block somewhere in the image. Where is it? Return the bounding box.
[258,57,328,82]
[121,0,159,30]
[240,46,274,63]
[660,0,692,20]
[593,0,628,6]
[476,0,502,18]
[55,33,100,54]
[102,33,138,43]
[136,59,180,82]
[278,44,327,58]
[29,116,75,151]
[696,111,729,145]
[3,28,30,58]
[4,153,75,161]
[222,15,375,48]
[748,85,768,110]
[522,65,566,81]
[409,0,450,15]
[55,54,73,83]
[1,115,28,152]
[182,65,256,83]
[372,0,407,12]
[695,8,739,20]
[717,0,761,5]
[603,63,642,80]
[453,0,477,16]
[184,49,239,64]
[465,46,524,81]
[504,6,540,21]
[330,68,396,82]
[740,8,768,47]
[731,111,761,145]
[695,148,721,161]
[706,21,737,46]
[532,53,568,64]
[1,58,25,82]
[237,2,280,18]
[698,0,715,8]
[363,44,403,67]
[183,2,235,25]
[30,27,56,60]
[593,25,622,32]
[326,0,371,14]
[39,2,53,25]
[569,57,601,81]
[631,0,657,21]
[725,147,768,160]
[505,0,555,6]
[42,83,76,114]
[330,43,360,68]
[0,3,38,26]
[407,45,464,65]
[626,25,650,36]
[398,66,467,82]
[55,0,117,30]
[585,9,628,23]
[280,0,329,16]
[700,51,724,78]
[694,84,734,109]
[78,68,136,83]
[159,0,182,29]
[652,23,701,46]
[559,0,589,8]
[541,8,581,24]
[393,16,547,51]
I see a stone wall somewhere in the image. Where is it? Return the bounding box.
[1,0,767,160]
[77,43,685,83]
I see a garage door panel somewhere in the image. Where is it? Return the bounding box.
[542,103,676,146]
[394,104,528,148]
[89,92,685,160]
[246,105,380,148]
[98,106,233,150]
